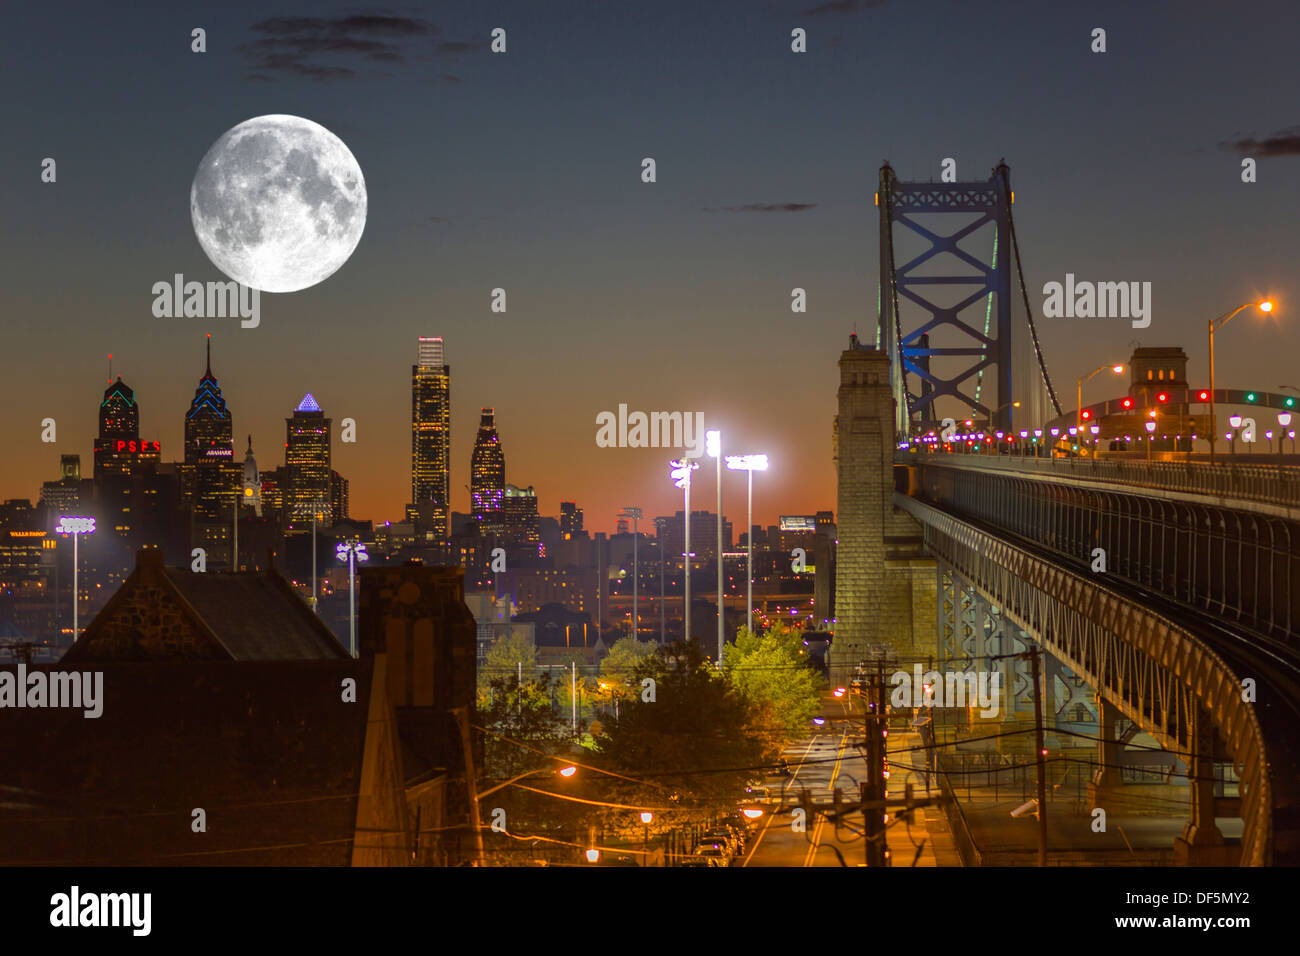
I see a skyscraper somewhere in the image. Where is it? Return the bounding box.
[183,338,238,564]
[559,501,583,537]
[286,393,331,523]
[470,408,505,538]
[93,376,162,542]
[411,336,451,536]
[503,484,540,551]
[93,377,142,479]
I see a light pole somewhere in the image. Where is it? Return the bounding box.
[726,454,768,636]
[706,429,724,665]
[1209,300,1273,464]
[56,516,95,642]
[1280,413,1294,455]
[309,496,329,612]
[335,539,368,657]
[1077,363,1125,432]
[1145,420,1156,463]
[669,459,699,644]
[617,507,642,641]
[1228,415,1242,457]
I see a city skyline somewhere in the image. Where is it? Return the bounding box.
[4,1,1297,529]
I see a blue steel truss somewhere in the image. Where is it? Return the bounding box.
[879,163,1013,435]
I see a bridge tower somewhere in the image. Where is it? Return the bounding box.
[832,336,934,683]
[878,161,1061,439]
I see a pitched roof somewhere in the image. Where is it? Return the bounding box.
[161,568,349,660]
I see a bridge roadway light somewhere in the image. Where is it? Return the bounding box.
[1077,363,1125,433]
[726,454,768,635]
[55,516,96,641]
[1209,300,1276,464]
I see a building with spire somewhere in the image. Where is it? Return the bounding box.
[410,336,451,537]
[241,435,262,517]
[470,408,505,538]
[93,375,162,543]
[183,337,238,567]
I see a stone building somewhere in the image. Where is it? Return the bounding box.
[831,337,935,682]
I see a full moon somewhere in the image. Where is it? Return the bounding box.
[190,114,366,293]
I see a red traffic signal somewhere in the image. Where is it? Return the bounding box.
[1121,398,1133,409]
[1197,390,1210,401]
[1156,393,1168,403]
[1081,409,1091,420]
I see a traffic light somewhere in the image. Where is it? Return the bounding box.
[1197,390,1210,401]
[1121,398,1133,409]
[1156,392,1168,403]
[1246,392,1258,403]
[1081,409,1091,420]
[1287,397,1297,408]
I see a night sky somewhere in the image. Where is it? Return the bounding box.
[3,0,1298,530]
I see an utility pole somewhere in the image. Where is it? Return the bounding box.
[452,707,485,866]
[863,660,888,866]
[1029,645,1048,867]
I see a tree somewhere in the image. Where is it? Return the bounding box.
[723,623,825,742]
[478,630,537,694]
[592,640,768,831]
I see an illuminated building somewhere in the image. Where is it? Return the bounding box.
[92,376,162,542]
[559,501,583,537]
[410,336,451,537]
[286,393,331,523]
[40,455,85,518]
[470,408,505,538]
[183,338,238,565]
[241,435,261,516]
[503,484,540,551]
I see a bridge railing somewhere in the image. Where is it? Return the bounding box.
[896,451,1300,510]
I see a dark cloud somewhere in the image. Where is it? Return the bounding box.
[1220,125,1300,157]
[800,0,886,15]
[243,14,464,82]
[250,15,435,38]
[704,203,818,213]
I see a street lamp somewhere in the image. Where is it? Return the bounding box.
[669,458,699,644]
[1077,363,1125,431]
[706,429,724,666]
[1089,423,1100,455]
[1280,413,1294,455]
[617,507,642,642]
[725,454,768,636]
[640,810,654,863]
[335,539,368,657]
[55,516,95,641]
[1228,414,1242,456]
[1144,419,1156,462]
[1209,300,1274,463]
[476,763,578,801]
